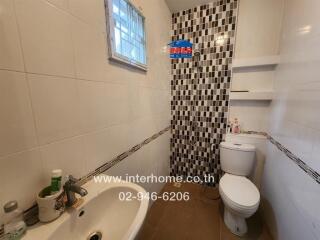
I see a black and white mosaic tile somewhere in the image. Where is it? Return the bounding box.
[170,0,239,186]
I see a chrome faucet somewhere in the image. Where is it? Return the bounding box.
[63,175,88,207]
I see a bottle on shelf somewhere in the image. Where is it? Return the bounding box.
[231,118,241,134]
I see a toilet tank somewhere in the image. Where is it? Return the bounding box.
[220,142,256,176]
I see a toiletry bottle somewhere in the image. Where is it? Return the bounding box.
[51,169,62,194]
[2,201,27,240]
[233,118,241,134]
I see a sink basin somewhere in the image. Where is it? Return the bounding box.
[23,175,149,240]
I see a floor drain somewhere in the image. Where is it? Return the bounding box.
[87,231,102,240]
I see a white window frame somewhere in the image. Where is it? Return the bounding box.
[105,0,147,71]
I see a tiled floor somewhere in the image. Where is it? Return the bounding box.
[137,182,272,240]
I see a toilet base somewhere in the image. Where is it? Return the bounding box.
[224,206,247,236]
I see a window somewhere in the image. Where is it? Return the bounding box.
[105,0,147,70]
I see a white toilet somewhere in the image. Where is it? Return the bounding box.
[219,142,260,236]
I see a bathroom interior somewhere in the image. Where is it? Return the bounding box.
[0,0,319,239]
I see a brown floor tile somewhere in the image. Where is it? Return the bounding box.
[186,199,220,240]
[136,222,157,240]
[138,182,272,240]
[219,204,273,240]
[144,199,167,226]
[152,203,193,240]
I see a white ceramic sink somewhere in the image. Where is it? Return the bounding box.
[22,175,149,240]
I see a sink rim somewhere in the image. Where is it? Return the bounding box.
[22,174,149,240]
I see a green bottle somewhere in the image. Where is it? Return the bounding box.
[51,169,62,194]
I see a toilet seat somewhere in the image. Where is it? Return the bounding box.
[219,173,260,212]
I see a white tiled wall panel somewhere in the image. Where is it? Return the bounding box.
[0,150,44,212]
[229,101,270,132]
[68,0,106,32]
[262,0,320,239]
[0,0,171,215]
[46,0,69,11]
[230,0,284,132]
[0,0,25,71]
[0,71,37,157]
[235,0,283,59]
[28,74,82,144]
[40,136,87,182]
[107,131,170,196]
[15,0,76,78]
[71,17,107,81]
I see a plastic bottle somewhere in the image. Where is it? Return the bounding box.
[50,169,62,194]
[2,201,26,240]
[232,118,241,134]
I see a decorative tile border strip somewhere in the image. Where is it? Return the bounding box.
[22,126,171,225]
[242,131,320,184]
[78,126,171,185]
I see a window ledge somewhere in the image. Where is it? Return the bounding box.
[109,54,147,72]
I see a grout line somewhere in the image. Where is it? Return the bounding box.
[42,0,106,34]
[0,68,170,90]
[0,115,169,160]
[12,0,41,148]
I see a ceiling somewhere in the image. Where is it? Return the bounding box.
[165,0,217,13]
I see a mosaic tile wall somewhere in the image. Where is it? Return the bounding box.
[170,0,239,186]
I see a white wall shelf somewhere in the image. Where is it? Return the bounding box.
[232,55,280,69]
[229,91,274,101]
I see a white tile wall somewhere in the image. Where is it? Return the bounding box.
[229,101,270,132]
[232,68,275,92]
[0,0,171,213]
[107,131,170,196]
[28,74,82,144]
[230,0,284,132]
[68,0,106,32]
[0,71,37,157]
[46,0,69,11]
[262,0,320,239]
[15,0,76,78]
[83,123,131,173]
[40,136,87,181]
[105,83,131,125]
[0,0,25,71]
[0,150,44,211]
[234,0,284,59]
[77,80,110,132]
[71,17,107,81]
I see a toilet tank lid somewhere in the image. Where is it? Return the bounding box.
[220,142,255,152]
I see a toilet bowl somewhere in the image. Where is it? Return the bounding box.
[219,173,260,236]
[219,142,260,236]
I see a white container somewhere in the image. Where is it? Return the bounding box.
[37,187,64,223]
